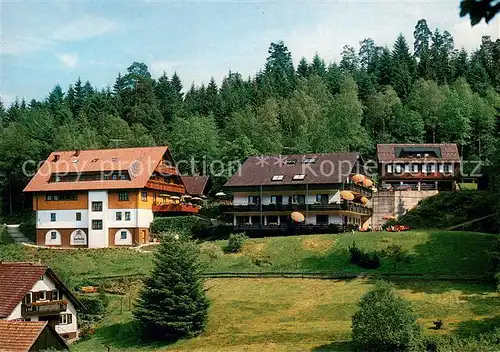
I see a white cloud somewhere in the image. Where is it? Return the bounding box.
[452,17,500,51]
[0,93,16,106]
[57,52,79,68]
[1,36,55,55]
[53,16,118,41]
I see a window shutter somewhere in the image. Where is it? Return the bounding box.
[68,314,72,324]
[47,291,53,301]
[33,291,39,302]
[59,315,63,324]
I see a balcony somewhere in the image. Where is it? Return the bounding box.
[146,180,185,193]
[382,171,456,180]
[233,223,347,233]
[225,201,371,215]
[21,300,67,317]
[152,203,199,214]
[155,164,179,176]
[344,183,373,197]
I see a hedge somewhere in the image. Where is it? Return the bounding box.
[19,217,36,242]
[150,216,203,236]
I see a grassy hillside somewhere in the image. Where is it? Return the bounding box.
[202,230,496,276]
[398,191,498,233]
[0,230,496,288]
[72,278,500,351]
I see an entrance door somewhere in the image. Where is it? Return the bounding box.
[141,230,146,244]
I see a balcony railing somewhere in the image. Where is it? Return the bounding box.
[21,300,67,317]
[154,164,179,176]
[225,201,372,215]
[146,180,185,193]
[152,203,200,213]
[344,183,373,196]
[234,223,347,233]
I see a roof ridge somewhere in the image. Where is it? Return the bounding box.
[50,145,168,154]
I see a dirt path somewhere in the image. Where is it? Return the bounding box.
[5,224,34,244]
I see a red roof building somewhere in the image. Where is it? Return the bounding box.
[0,321,68,351]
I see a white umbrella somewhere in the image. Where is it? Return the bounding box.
[183,195,192,199]
[215,192,226,197]
[191,197,202,201]
[170,196,180,200]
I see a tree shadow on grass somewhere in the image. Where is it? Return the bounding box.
[311,341,355,351]
[88,320,174,350]
[391,279,496,295]
[453,315,500,338]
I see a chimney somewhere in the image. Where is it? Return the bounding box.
[53,154,60,162]
[75,149,80,157]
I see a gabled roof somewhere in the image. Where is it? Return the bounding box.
[224,152,360,187]
[377,144,460,163]
[182,176,209,196]
[0,321,68,352]
[0,262,82,319]
[23,146,171,192]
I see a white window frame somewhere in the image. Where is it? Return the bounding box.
[271,175,284,181]
[293,174,306,180]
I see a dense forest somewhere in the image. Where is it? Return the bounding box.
[0,18,499,216]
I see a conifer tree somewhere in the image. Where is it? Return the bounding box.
[134,236,209,341]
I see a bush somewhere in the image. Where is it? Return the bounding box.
[19,217,36,242]
[199,242,223,261]
[226,233,248,253]
[133,236,209,341]
[348,241,381,269]
[150,216,205,237]
[352,281,422,351]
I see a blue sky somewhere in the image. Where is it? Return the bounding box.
[1,0,499,105]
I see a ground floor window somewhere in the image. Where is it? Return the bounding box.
[236,216,249,225]
[59,313,72,325]
[267,215,278,225]
[92,220,103,230]
[251,215,261,225]
[45,230,61,245]
[316,214,329,225]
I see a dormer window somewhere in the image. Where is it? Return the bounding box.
[293,174,306,180]
[271,175,284,181]
[303,158,316,164]
[284,159,297,165]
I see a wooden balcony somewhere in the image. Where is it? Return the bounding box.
[21,300,67,317]
[382,172,455,180]
[155,164,179,176]
[344,183,373,197]
[146,180,185,193]
[152,203,199,213]
[225,201,372,215]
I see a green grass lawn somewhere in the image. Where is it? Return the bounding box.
[72,278,500,352]
[0,230,496,289]
[202,230,496,276]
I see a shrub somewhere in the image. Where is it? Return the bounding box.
[134,236,209,341]
[226,233,248,253]
[348,241,381,269]
[199,242,223,261]
[19,217,36,242]
[352,280,422,351]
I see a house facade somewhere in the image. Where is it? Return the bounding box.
[24,146,199,248]
[224,153,373,231]
[377,143,460,191]
[0,320,68,351]
[0,262,82,341]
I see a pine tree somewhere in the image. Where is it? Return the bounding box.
[264,41,296,97]
[339,45,359,73]
[391,34,416,97]
[359,38,377,70]
[413,19,432,79]
[297,57,310,78]
[310,53,326,78]
[133,236,209,341]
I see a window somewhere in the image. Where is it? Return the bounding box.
[267,215,278,224]
[270,195,283,204]
[290,195,305,204]
[92,220,103,230]
[50,213,56,222]
[52,290,58,301]
[444,164,452,173]
[153,193,157,204]
[76,212,81,221]
[426,164,436,173]
[271,175,284,181]
[118,192,129,201]
[59,313,72,325]
[284,159,297,165]
[248,196,261,205]
[39,291,46,300]
[50,231,57,240]
[125,212,131,221]
[316,194,328,204]
[303,157,316,164]
[141,191,148,202]
[387,164,393,173]
[116,212,122,221]
[46,195,53,201]
[293,174,306,180]
[120,231,127,240]
[236,216,249,225]
[404,164,410,173]
[45,193,78,201]
[394,164,402,174]
[251,215,261,225]
[316,214,329,225]
[24,293,31,305]
[411,164,419,173]
[92,201,103,212]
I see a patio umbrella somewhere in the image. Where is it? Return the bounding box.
[363,178,373,187]
[340,190,355,201]
[382,215,396,220]
[183,195,192,199]
[191,197,202,201]
[351,174,365,184]
[360,196,369,205]
[215,191,226,197]
[170,196,180,200]
[291,212,305,223]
